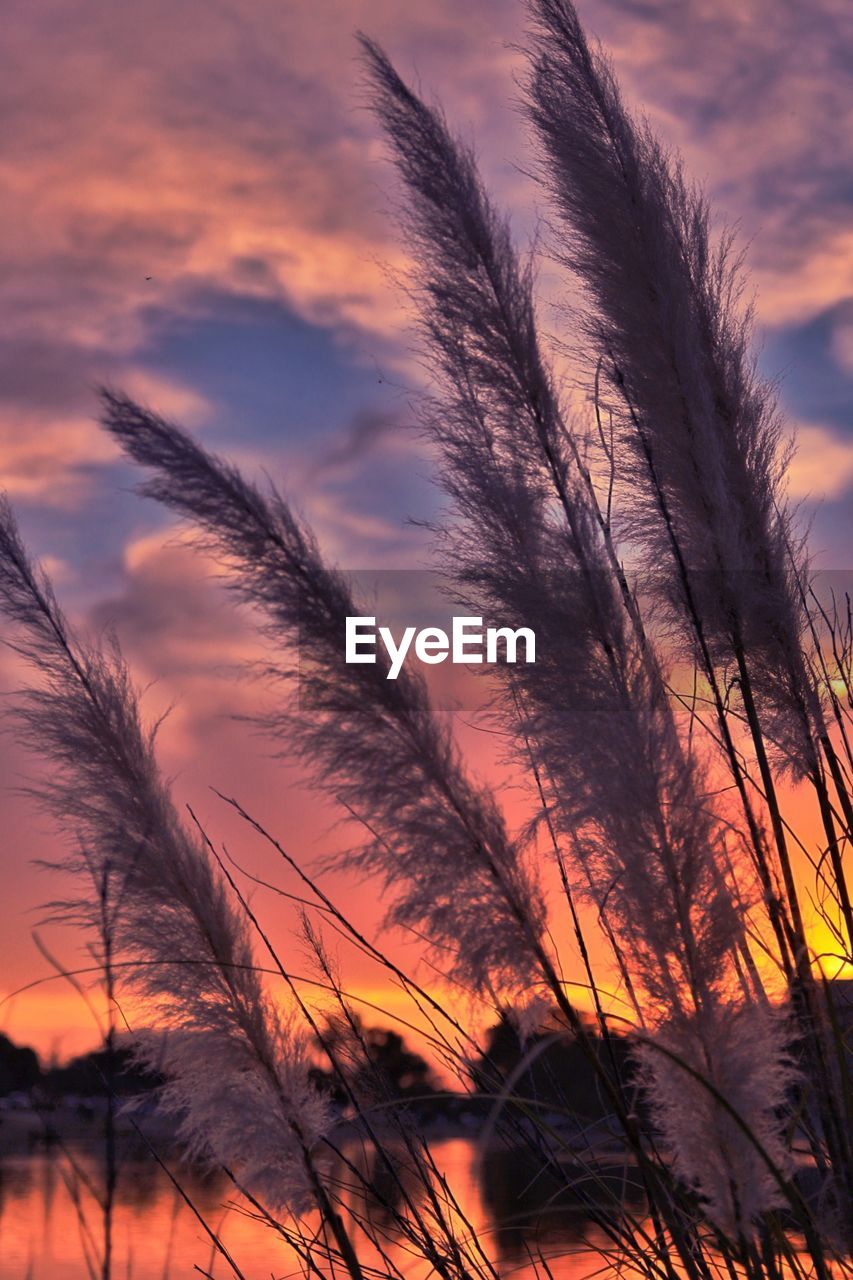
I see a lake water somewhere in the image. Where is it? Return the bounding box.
[0,1139,626,1279]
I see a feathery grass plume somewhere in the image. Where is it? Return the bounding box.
[639,1006,793,1240]
[363,40,794,1237]
[525,0,823,785]
[99,391,549,1009]
[0,495,328,1212]
[523,10,853,1199]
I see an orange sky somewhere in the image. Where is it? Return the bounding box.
[0,0,851,1063]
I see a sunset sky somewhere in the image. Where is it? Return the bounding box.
[1,0,851,1062]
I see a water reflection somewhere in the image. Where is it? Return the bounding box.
[481,1147,646,1260]
[0,1139,632,1279]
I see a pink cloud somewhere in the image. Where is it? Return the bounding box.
[583,0,852,325]
[0,0,846,512]
[0,412,118,504]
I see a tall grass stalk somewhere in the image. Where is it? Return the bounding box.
[359,36,793,1241]
[525,0,851,1219]
[99,390,549,1015]
[0,498,336,1225]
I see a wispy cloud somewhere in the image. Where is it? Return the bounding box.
[585,0,853,324]
[1,0,849,503]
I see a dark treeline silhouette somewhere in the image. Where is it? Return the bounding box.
[0,1034,162,1104]
[1,1016,627,1113]
[4,984,851,1113]
[0,1033,39,1096]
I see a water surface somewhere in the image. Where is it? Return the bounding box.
[0,1139,621,1279]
